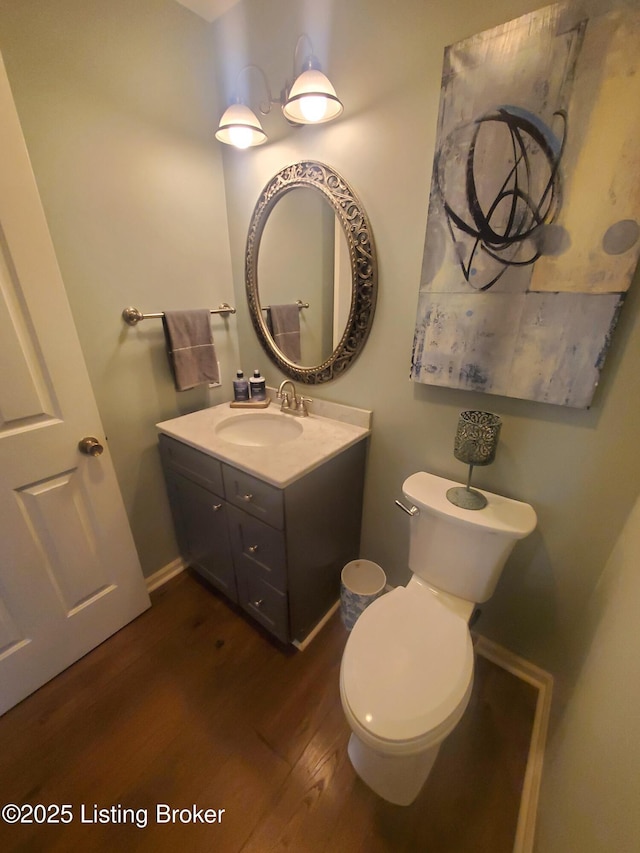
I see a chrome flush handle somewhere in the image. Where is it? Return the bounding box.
[395,499,419,517]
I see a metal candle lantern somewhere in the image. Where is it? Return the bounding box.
[446,411,502,510]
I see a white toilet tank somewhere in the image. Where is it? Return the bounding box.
[403,472,537,603]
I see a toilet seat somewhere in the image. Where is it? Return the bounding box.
[340,584,474,753]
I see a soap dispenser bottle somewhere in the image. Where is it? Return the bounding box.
[249,369,266,401]
[233,370,250,402]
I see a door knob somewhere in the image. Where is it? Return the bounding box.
[78,436,104,457]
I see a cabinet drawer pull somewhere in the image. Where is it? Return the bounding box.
[248,544,259,554]
[212,503,222,512]
[252,598,264,609]
[242,493,253,502]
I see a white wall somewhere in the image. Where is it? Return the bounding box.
[0,0,239,575]
[535,491,640,852]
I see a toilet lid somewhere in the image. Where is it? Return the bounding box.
[342,586,474,743]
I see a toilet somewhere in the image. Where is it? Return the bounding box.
[339,471,537,806]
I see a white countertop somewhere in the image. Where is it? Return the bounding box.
[156,399,371,488]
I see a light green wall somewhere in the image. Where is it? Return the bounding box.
[0,0,240,575]
[3,0,639,683]
[535,493,640,852]
[2,0,639,844]
[214,0,640,680]
[213,3,640,845]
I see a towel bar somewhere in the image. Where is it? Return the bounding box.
[122,304,236,325]
[261,300,309,312]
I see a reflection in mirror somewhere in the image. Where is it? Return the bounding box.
[258,188,351,367]
[246,162,377,384]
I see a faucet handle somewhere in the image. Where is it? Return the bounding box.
[280,392,291,412]
[298,396,312,416]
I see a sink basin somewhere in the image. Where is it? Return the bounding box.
[214,413,304,447]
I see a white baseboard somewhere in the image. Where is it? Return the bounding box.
[292,600,341,651]
[145,557,186,593]
[474,634,553,853]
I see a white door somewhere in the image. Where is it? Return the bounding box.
[0,53,150,716]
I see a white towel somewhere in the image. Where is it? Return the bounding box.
[162,310,219,391]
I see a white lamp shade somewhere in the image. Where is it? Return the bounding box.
[215,103,267,148]
[283,68,343,125]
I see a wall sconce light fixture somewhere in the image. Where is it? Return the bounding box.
[446,411,502,510]
[215,34,343,149]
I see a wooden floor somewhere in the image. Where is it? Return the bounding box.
[0,571,537,852]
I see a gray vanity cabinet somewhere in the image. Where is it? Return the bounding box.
[159,436,237,603]
[159,431,367,645]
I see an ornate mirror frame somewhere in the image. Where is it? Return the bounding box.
[245,161,377,384]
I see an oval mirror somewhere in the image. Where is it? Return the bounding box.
[246,161,377,384]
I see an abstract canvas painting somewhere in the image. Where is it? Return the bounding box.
[411,0,640,407]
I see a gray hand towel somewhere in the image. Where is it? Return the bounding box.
[162,310,220,391]
[267,304,301,363]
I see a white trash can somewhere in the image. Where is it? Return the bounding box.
[340,559,387,631]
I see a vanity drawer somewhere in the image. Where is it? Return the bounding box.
[236,568,288,643]
[227,505,286,591]
[159,434,224,496]
[222,464,284,529]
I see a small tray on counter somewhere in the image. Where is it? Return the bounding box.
[229,398,271,409]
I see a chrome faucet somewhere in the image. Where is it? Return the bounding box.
[277,379,311,417]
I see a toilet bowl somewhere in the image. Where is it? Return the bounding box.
[340,471,537,805]
[339,578,474,805]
